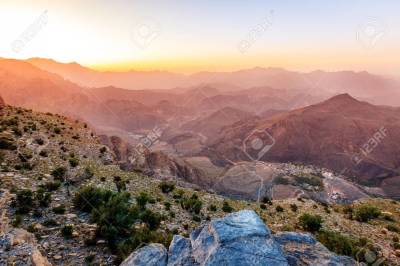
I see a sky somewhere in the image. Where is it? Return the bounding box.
[0,0,399,75]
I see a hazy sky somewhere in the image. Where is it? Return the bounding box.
[0,0,399,74]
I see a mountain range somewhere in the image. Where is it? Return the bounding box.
[1,57,400,199]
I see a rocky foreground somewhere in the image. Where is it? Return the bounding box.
[121,210,356,266]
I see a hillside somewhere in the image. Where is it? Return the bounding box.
[209,94,400,197]
[0,102,400,265]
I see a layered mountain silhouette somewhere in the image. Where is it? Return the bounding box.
[1,58,400,198]
[27,58,400,106]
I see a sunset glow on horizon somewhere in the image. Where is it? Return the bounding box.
[0,0,399,75]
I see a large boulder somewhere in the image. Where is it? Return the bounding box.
[120,243,167,266]
[274,232,357,266]
[121,210,356,266]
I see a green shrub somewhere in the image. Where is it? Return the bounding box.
[386,224,400,233]
[73,186,115,212]
[92,192,137,242]
[35,188,52,207]
[0,137,17,150]
[299,213,323,232]
[136,192,150,210]
[164,202,171,211]
[12,214,22,227]
[61,225,74,238]
[354,205,381,222]
[52,204,66,214]
[261,196,272,205]
[113,176,126,193]
[222,201,233,213]
[51,166,67,180]
[35,138,44,145]
[290,204,298,212]
[39,150,48,157]
[180,194,202,214]
[43,181,61,191]
[69,157,79,167]
[159,181,175,193]
[276,205,284,212]
[53,127,61,134]
[317,230,360,257]
[15,189,34,214]
[294,174,323,187]
[83,167,94,179]
[139,209,162,230]
[208,204,217,212]
[274,176,289,185]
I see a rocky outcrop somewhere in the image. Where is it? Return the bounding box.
[0,95,5,108]
[0,190,52,266]
[274,232,356,266]
[121,210,356,266]
[120,244,167,266]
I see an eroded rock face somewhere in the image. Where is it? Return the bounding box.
[121,210,357,266]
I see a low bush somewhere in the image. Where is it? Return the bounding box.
[159,181,175,193]
[69,157,79,167]
[386,224,400,233]
[73,186,115,212]
[61,225,74,238]
[15,189,34,214]
[354,205,381,222]
[52,204,66,214]
[180,194,203,214]
[299,213,323,232]
[51,166,67,180]
[317,230,360,257]
[222,201,233,213]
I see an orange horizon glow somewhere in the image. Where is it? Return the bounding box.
[1,1,399,77]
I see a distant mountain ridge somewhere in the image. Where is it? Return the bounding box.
[26,57,400,106]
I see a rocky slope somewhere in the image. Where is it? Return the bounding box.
[1,102,400,265]
[121,210,356,266]
[209,94,400,198]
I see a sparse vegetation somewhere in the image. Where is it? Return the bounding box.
[159,181,175,193]
[180,193,202,214]
[354,205,381,222]
[222,201,233,213]
[299,213,323,232]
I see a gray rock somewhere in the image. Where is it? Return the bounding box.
[167,235,198,266]
[120,244,167,266]
[274,232,357,266]
[190,210,288,266]
[122,211,357,266]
